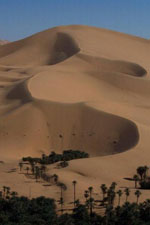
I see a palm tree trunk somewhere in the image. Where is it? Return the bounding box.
[73,184,76,208]
[118,197,120,206]
[103,193,105,200]
[90,200,92,216]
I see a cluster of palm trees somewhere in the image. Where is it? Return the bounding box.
[19,161,145,215]
[133,165,150,189]
[100,183,141,205]
[58,180,142,215]
[0,186,18,199]
[19,161,59,184]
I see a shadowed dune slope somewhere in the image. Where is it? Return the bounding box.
[0,25,150,201]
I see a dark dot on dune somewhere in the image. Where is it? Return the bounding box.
[59,134,63,138]
[72,133,76,136]
[113,140,117,144]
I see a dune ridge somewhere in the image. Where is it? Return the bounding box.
[0,25,150,201]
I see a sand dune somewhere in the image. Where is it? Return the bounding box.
[0,25,150,202]
[0,40,9,45]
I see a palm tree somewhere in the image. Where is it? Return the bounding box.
[74,199,80,207]
[135,190,141,204]
[59,183,64,214]
[3,186,6,198]
[137,166,147,181]
[100,184,107,200]
[11,191,18,198]
[133,175,139,188]
[26,166,30,175]
[144,166,149,180]
[86,197,94,216]
[72,180,77,208]
[18,162,23,172]
[116,190,122,206]
[124,188,130,202]
[89,197,94,216]
[35,166,40,182]
[53,174,58,183]
[41,165,46,173]
[105,204,113,225]
[6,186,10,199]
[107,188,116,206]
[84,190,89,203]
[30,162,35,175]
[110,182,117,191]
[42,153,46,161]
[88,186,93,199]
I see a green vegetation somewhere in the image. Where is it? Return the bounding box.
[0,185,150,225]
[13,159,150,224]
[22,150,89,165]
[131,165,150,189]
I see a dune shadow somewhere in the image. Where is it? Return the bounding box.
[36,101,139,157]
[48,32,80,65]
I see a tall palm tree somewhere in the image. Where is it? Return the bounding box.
[116,190,122,206]
[35,166,40,182]
[144,166,149,181]
[30,162,35,175]
[11,191,18,198]
[41,165,46,173]
[6,187,10,199]
[89,197,94,216]
[135,190,141,204]
[110,182,117,191]
[84,190,89,203]
[133,175,139,188]
[137,166,146,181]
[88,186,93,199]
[100,184,107,200]
[26,166,30,175]
[53,174,58,183]
[72,180,77,208]
[59,183,64,214]
[107,188,116,206]
[18,162,23,172]
[124,188,130,202]
[3,186,6,198]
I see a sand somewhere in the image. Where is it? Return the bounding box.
[0,25,150,205]
[0,40,9,45]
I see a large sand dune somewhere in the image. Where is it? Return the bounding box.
[0,25,150,202]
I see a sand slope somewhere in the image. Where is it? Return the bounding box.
[0,25,150,202]
[0,40,9,45]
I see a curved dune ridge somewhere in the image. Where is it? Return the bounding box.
[1,25,150,201]
[0,25,149,160]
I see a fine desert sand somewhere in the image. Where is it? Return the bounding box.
[0,25,150,205]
